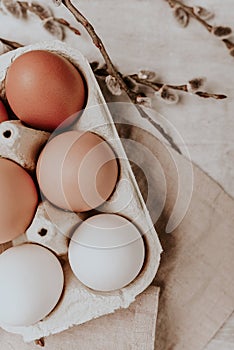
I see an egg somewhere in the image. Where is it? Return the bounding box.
[68,214,145,292]
[0,244,64,326]
[0,158,38,243]
[36,131,118,212]
[0,100,8,122]
[5,50,86,131]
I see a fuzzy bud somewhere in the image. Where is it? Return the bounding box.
[52,0,62,6]
[174,6,190,28]
[193,6,214,20]
[137,70,156,81]
[1,0,24,18]
[136,96,152,108]
[187,78,206,93]
[105,75,122,96]
[157,85,179,105]
[31,2,53,18]
[43,18,64,40]
[212,26,232,39]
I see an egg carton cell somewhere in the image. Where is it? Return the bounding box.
[26,201,85,256]
[0,41,162,343]
[0,120,50,171]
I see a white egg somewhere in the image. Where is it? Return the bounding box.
[68,214,145,292]
[0,244,64,327]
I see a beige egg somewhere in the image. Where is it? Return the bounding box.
[36,130,118,212]
[0,158,38,243]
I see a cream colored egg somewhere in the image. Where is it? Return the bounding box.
[0,244,64,327]
[68,214,145,292]
[36,131,118,212]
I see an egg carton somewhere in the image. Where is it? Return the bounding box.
[0,41,162,343]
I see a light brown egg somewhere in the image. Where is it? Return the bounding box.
[5,50,86,131]
[0,159,38,243]
[36,131,118,212]
[0,100,8,122]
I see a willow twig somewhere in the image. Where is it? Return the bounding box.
[167,0,212,31]
[165,0,234,56]
[61,0,136,100]
[0,37,23,49]
[129,74,227,100]
[18,1,81,37]
[55,17,81,35]
[61,0,184,153]
[0,1,228,154]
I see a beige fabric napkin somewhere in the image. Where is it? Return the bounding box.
[117,123,234,350]
[0,286,159,349]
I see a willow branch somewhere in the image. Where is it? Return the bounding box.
[167,0,212,31]
[165,0,234,55]
[0,37,23,49]
[18,1,81,36]
[0,1,228,154]
[129,74,227,100]
[61,0,136,100]
[61,0,183,153]
[54,17,81,35]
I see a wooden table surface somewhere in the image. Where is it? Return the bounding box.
[0,1,233,349]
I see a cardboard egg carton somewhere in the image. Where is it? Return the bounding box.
[0,120,50,171]
[0,41,162,343]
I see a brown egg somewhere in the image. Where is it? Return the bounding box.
[5,50,86,131]
[0,100,8,122]
[0,159,38,243]
[36,131,118,212]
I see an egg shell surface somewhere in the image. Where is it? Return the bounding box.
[0,158,38,243]
[0,100,8,122]
[0,244,64,327]
[36,131,118,212]
[5,50,86,131]
[68,214,145,292]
